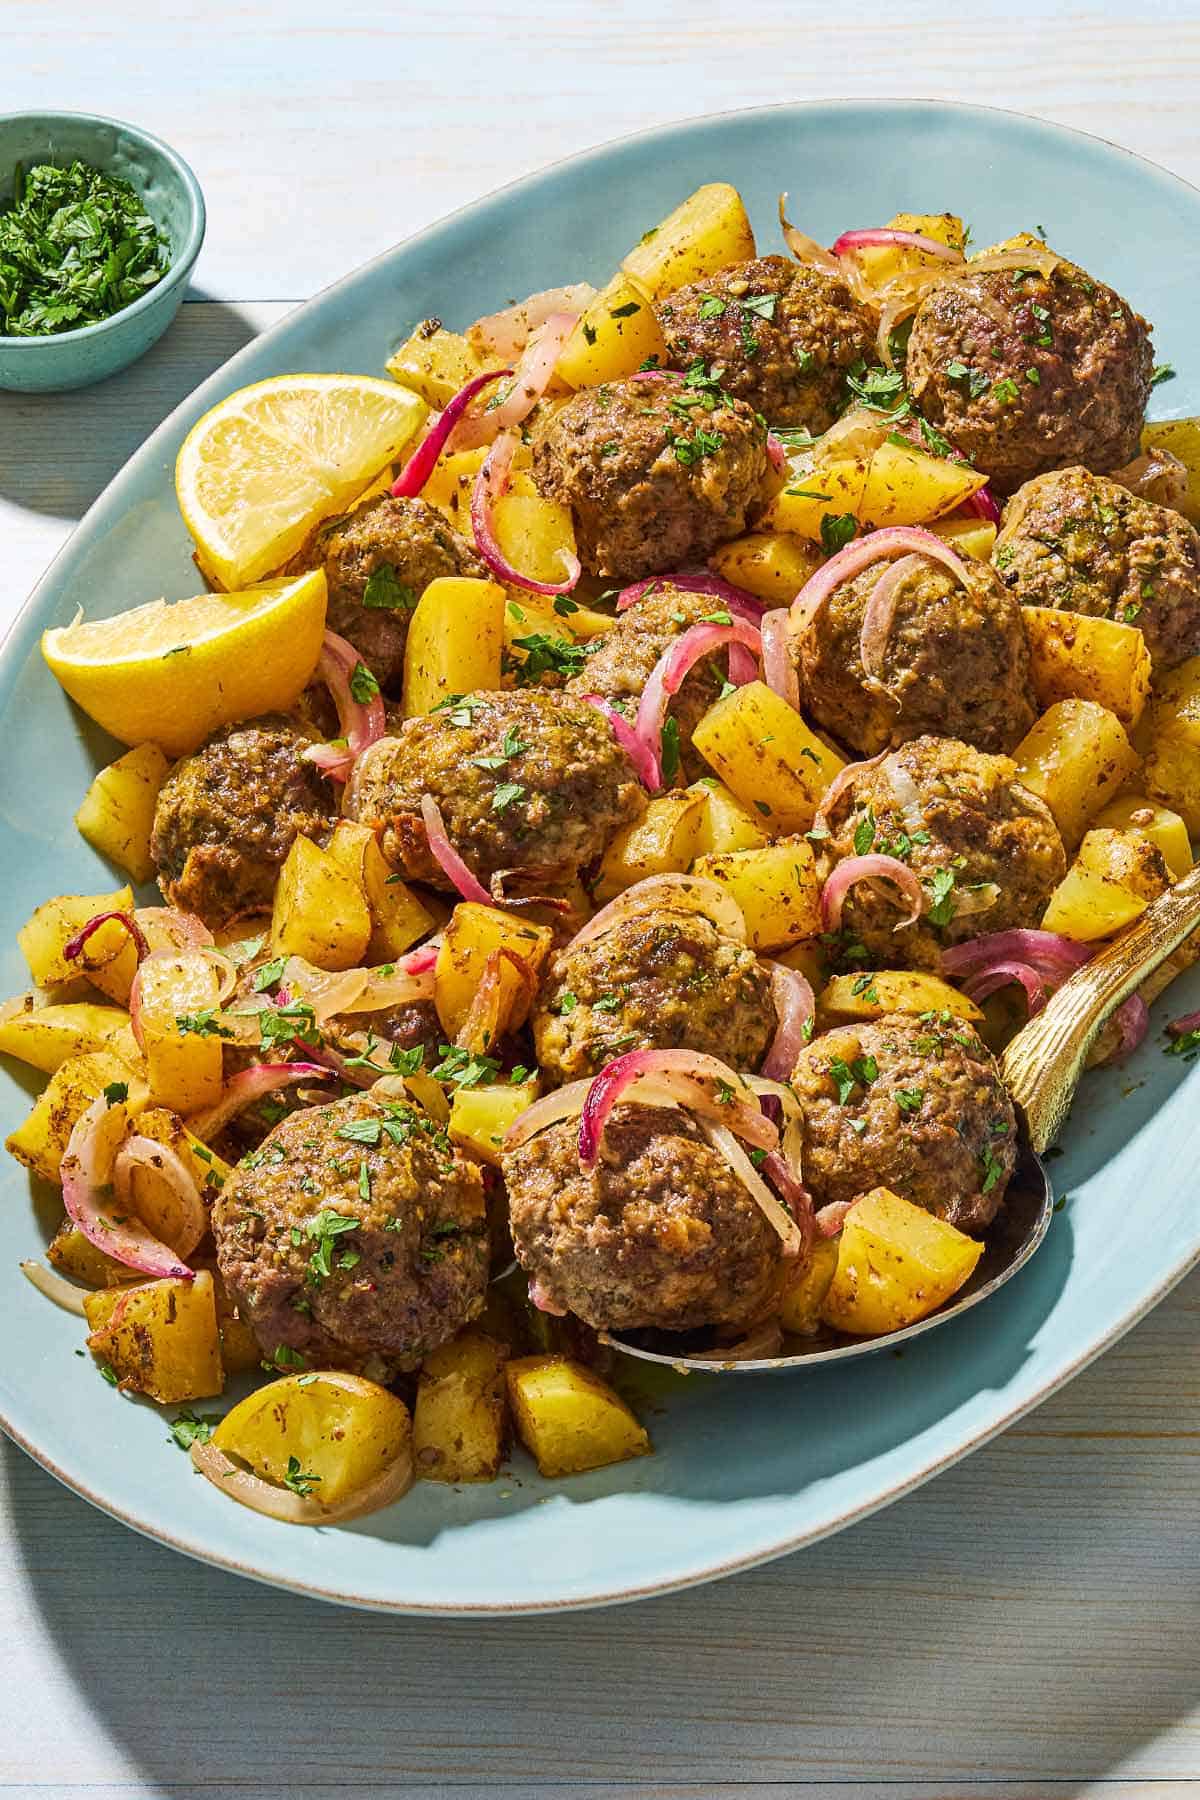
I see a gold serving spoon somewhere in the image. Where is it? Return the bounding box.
[609,865,1200,1375]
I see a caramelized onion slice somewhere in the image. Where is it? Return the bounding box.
[190,1438,413,1526]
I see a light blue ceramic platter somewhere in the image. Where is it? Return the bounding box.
[2,101,1198,1615]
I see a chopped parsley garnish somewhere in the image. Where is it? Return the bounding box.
[263,1345,307,1373]
[944,360,990,399]
[851,975,880,1004]
[283,1455,321,1497]
[1151,363,1176,387]
[820,512,858,556]
[582,322,598,346]
[175,1009,233,1039]
[304,1209,359,1282]
[610,299,641,318]
[252,957,289,993]
[741,292,778,321]
[895,1088,925,1115]
[697,295,726,319]
[991,376,1021,405]
[259,1000,321,1052]
[102,1081,129,1106]
[97,1360,119,1387]
[660,715,681,784]
[786,487,834,502]
[491,781,525,813]
[509,632,590,684]
[432,1044,503,1089]
[827,1054,878,1104]
[557,991,578,1015]
[980,1144,1006,1194]
[362,562,418,611]
[852,808,876,856]
[846,361,906,410]
[167,1409,221,1451]
[925,868,958,927]
[349,662,381,703]
[1165,1028,1200,1060]
[336,1118,383,1146]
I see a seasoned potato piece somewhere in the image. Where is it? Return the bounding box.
[1021,607,1152,730]
[413,1329,510,1483]
[859,439,986,527]
[136,951,223,1114]
[420,446,488,531]
[6,1050,145,1185]
[434,903,553,1040]
[1093,794,1192,880]
[1140,416,1200,524]
[401,576,506,718]
[492,493,578,592]
[506,1356,650,1477]
[270,835,371,971]
[205,1260,263,1375]
[778,1236,840,1335]
[84,1270,224,1403]
[325,819,437,960]
[820,1188,983,1337]
[594,789,706,902]
[929,515,998,560]
[818,971,983,1026]
[556,274,666,388]
[1041,827,1172,942]
[0,998,139,1074]
[853,212,965,288]
[449,1079,539,1167]
[692,680,845,834]
[1013,700,1141,850]
[687,779,771,857]
[125,1105,230,1252]
[621,182,755,298]
[1144,736,1200,837]
[691,840,822,952]
[710,532,822,604]
[213,1370,412,1506]
[18,884,138,999]
[765,456,871,540]
[74,743,170,885]
[774,939,829,988]
[386,322,483,408]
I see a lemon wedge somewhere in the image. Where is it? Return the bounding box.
[42,570,328,758]
[175,373,427,590]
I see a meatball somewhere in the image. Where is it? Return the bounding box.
[799,550,1037,755]
[790,1013,1016,1234]
[530,370,771,580]
[906,259,1153,491]
[993,465,1200,670]
[213,1092,488,1374]
[346,688,645,891]
[532,904,775,1084]
[319,496,487,691]
[656,255,875,431]
[817,735,1066,971]
[503,1104,783,1331]
[565,582,728,782]
[151,718,336,926]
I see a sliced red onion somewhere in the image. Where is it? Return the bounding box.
[942,929,1092,981]
[1168,1008,1200,1037]
[791,526,967,636]
[566,872,747,955]
[833,227,962,262]
[816,1199,853,1237]
[186,1062,334,1142]
[20,1260,89,1315]
[470,428,581,596]
[859,553,921,687]
[815,749,889,828]
[112,1134,208,1258]
[778,195,845,278]
[419,794,491,903]
[962,960,1049,1013]
[616,571,766,620]
[578,693,660,790]
[762,962,816,1080]
[470,284,596,359]
[700,1120,805,1256]
[727,640,759,685]
[766,432,787,474]
[760,608,800,710]
[61,1096,194,1281]
[578,1048,777,1172]
[391,367,513,498]
[528,1278,567,1317]
[191,1435,412,1525]
[489,312,578,432]
[635,619,763,790]
[1109,994,1150,1060]
[821,854,924,933]
[961,484,1002,525]
[302,629,387,783]
[64,909,149,967]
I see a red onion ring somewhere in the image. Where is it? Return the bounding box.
[578,1048,777,1172]
[859,553,923,687]
[961,960,1049,1013]
[778,195,845,279]
[391,367,513,498]
[64,909,149,967]
[578,693,660,790]
[470,284,596,359]
[791,526,967,635]
[766,432,787,474]
[1168,1008,1200,1037]
[762,962,816,1080]
[759,608,800,710]
[961,485,1002,525]
[470,428,581,596]
[565,872,747,955]
[302,629,387,783]
[61,1096,194,1281]
[112,1134,208,1258]
[186,1061,334,1142]
[815,749,889,828]
[820,854,924,932]
[635,619,763,790]
[1110,994,1150,1060]
[816,1200,853,1237]
[490,313,578,432]
[833,227,962,263]
[943,927,1148,1060]
[528,1278,567,1317]
[616,572,766,620]
[419,794,492,904]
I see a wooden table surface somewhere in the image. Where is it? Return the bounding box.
[4,5,1200,1796]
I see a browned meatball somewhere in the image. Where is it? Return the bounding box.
[345,688,645,891]
[530,371,771,580]
[565,582,728,783]
[656,255,875,431]
[798,551,1037,756]
[503,1104,784,1331]
[532,904,775,1084]
[906,259,1153,492]
[816,735,1066,971]
[213,1092,488,1375]
[320,496,487,692]
[790,1013,1016,1234]
[993,465,1200,670]
[151,718,336,927]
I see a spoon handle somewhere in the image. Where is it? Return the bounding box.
[1001,861,1200,1152]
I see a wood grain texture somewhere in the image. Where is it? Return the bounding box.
[3,4,1200,1794]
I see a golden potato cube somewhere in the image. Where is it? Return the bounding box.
[491,495,578,592]
[74,743,170,885]
[778,1236,841,1335]
[386,322,484,408]
[854,212,965,287]
[1140,417,1200,524]
[556,273,667,387]
[1013,699,1141,850]
[270,834,372,971]
[621,182,755,298]
[6,1050,145,1185]
[1041,826,1172,942]
[594,789,706,902]
[820,1188,983,1337]
[1150,653,1200,750]
[136,951,224,1114]
[764,456,871,541]
[818,970,983,1026]
[506,1356,650,1477]
[85,1270,224,1403]
[401,575,506,717]
[420,446,488,532]
[449,1079,539,1167]
[434,903,553,1040]
[774,939,829,988]
[692,680,845,834]
[692,840,822,952]
[413,1329,510,1483]
[859,439,986,527]
[126,1104,231,1250]
[1144,735,1200,837]
[1021,606,1152,730]
[688,778,771,856]
[18,884,138,999]
[326,819,437,960]
[47,1219,140,1288]
[0,998,139,1074]
[929,515,998,560]
[710,531,822,604]
[214,1370,412,1505]
[1093,793,1191,880]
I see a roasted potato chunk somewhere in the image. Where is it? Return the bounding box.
[1021,607,1152,730]
[506,1356,650,1477]
[692,839,822,952]
[594,789,706,901]
[212,1370,412,1506]
[820,1188,983,1337]
[6,1050,145,1185]
[401,576,506,718]
[413,1329,510,1483]
[1013,700,1141,850]
[74,743,169,885]
[0,998,139,1075]
[692,680,845,834]
[270,835,371,971]
[818,971,983,1026]
[621,182,755,298]
[84,1270,224,1403]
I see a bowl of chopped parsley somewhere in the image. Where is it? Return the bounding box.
[0,111,205,391]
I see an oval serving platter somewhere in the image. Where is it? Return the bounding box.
[2,99,1199,1615]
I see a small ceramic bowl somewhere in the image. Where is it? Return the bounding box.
[0,111,205,393]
